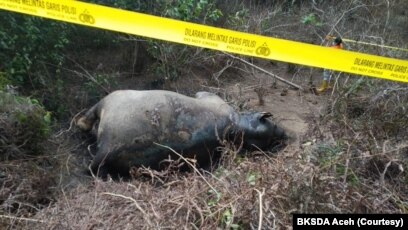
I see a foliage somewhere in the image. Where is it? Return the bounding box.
[0,72,11,89]
[301,13,322,27]
[146,42,183,81]
[0,91,52,159]
[83,73,118,98]
[0,13,69,89]
[246,171,259,186]
[66,26,119,51]
[134,0,223,82]
[0,12,73,119]
[227,8,250,30]
[163,0,222,23]
[89,0,142,11]
[81,0,224,86]
[315,143,360,186]
[89,0,223,24]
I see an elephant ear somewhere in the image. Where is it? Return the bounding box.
[259,112,273,121]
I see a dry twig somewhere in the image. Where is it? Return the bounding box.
[0,214,47,224]
[254,188,265,230]
[224,53,304,90]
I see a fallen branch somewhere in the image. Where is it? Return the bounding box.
[224,53,303,91]
[0,214,47,223]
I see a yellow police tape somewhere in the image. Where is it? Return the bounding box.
[1,0,408,83]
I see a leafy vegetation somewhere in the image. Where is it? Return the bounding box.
[0,91,51,159]
[302,13,322,27]
[0,13,69,88]
[0,0,408,229]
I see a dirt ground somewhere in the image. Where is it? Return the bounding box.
[247,82,319,143]
[219,62,326,151]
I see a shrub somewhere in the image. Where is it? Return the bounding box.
[0,13,69,90]
[0,91,51,159]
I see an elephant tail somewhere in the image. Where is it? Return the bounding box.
[76,102,100,131]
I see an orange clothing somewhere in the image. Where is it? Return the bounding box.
[322,43,343,81]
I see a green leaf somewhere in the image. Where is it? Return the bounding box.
[43,111,52,124]
[222,208,233,225]
[247,172,258,186]
[30,98,40,105]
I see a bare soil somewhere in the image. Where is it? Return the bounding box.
[222,61,325,150]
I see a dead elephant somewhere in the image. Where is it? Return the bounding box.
[77,90,287,178]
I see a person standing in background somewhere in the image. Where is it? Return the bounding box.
[317,36,343,94]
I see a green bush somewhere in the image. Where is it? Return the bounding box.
[0,92,52,160]
[0,13,69,88]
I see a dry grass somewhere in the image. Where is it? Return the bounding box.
[1,1,408,229]
[2,83,406,229]
[2,135,404,229]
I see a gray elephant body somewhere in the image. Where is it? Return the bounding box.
[77,90,286,177]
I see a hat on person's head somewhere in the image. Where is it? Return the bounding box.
[334,37,343,45]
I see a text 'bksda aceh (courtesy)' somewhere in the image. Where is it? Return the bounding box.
[293,214,406,229]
